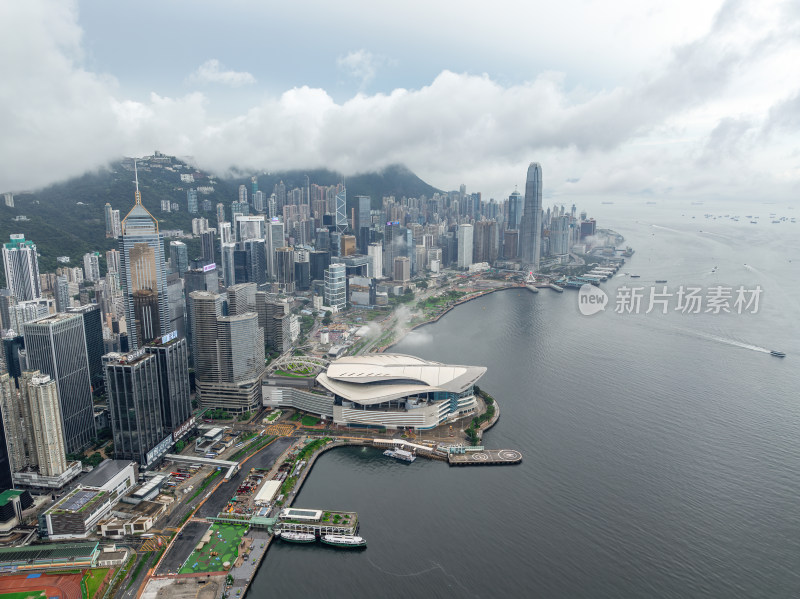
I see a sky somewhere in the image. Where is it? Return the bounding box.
[1,0,798,202]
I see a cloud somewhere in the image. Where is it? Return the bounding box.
[336,49,383,89]
[189,59,256,87]
[0,0,798,205]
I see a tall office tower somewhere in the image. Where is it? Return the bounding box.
[550,214,571,258]
[508,189,523,230]
[309,251,331,282]
[356,195,371,253]
[255,294,291,353]
[335,186,347,234]
[382,222,407,276]
[503,230,519,259]
[105,250,120,274]
[238,184,248,205]
[265,219,284,281]
[144,335,191,434]
[220,243,236,288]
[340,235,356,257]
[82,252,100,283]
[324,263,346,311]
[275,247,295,293]
[236,215,266,242]
[294,257,311,291]
[200,231,215,265]
[457,224,474,269]
[21,372,68,477]
[22,313,94,453]
[216,203,226,226]
[187,188,198,214]
[166,272,186,340]
[104,203,115,237]
[3,235,41,302]
[315,228,330,251]
[519,162,543,270]
[393,257,411,282]
[243,239,268,288]
[191,291,264,413]
[227,283,257,315]
[104,350,167,466]
[67,305,104,393]
[220,222,233,245]
[268,194,277,219]
[473,220,499,264]
[119,165,169,348]
[169,241,189,277]
[183,262,217,354]
[367,243,383,278]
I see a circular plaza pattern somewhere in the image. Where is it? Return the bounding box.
[498,450,522,461]
[471,452,489,461]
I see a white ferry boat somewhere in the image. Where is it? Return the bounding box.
[383,448,416,463]
[321,534,367,548]
[277,531,316,544]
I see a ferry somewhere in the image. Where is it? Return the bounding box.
[383,448,416,463]
[630,274,641,278]
[770,350,786,358]
[277,531,317,544]
[321,534,367,549]
[655,280,667,284]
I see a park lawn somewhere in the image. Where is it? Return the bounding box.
[83,568,110,599]
[0,592,46,599]
[178,524,247,575]
[301,415,320,426]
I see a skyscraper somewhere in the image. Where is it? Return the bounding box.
[169,241,189,277]
[119,164,169,348]
[275,247,295,293]
[20,372,68,478]
[335,186,347,234]
[66,305,104,393]
[3,235,41,302]
[187,188,198,214]
[457,224,474,269]
[22,313,94,453]
[324,263,346,311]
[507,189,523,230]
[200,231,215,265]
[519,162,543,270]
[82,252,101,282]
[144,335,191,435]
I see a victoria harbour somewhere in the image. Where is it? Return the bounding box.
[254,201,800,598]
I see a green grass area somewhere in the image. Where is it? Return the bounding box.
[126,554,149,590]
[301,415,320,426]
[266,410,281,422]
[189,469,221,501]
[179,524,247,574]
[0,592,46,599]
[290,412,301,422]
[274,369,313,378]
[83,568,110,599]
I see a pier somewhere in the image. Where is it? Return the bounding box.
[448,448,522,466]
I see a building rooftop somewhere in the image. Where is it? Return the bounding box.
[80,459,133,488]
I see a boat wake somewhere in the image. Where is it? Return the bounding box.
[683,329,770,354]
[365,557,477,597]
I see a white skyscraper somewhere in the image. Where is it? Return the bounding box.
[83,252,101,282]
[457,224,474,269]
[3,234,41,301]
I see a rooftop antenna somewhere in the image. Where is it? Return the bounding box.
[134,159,142,205]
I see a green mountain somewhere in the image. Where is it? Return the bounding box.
[0,158,441,286]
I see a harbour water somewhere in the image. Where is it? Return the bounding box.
[251,200,800,598]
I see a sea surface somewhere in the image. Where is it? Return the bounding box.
[251,199,800,598]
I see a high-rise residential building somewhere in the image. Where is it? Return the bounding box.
[238,184,248,205]
[275,247,295,293]
[187,188,198,214]
[519,162,543,270]
[368,243,383,279]
[220,222,233,245]
[221,243,236,288]
[190,291,264,413]
[144,335,191,436]
[192,217,209,236]
[550,214,571,258]
[110,209,122,238]
[104,350,168,466]
[4,193,14,208]
[9,299,52,334]
[54,276,70,313]
[216,203,226,226]
[394,256,410,282]
[253,191,265,213]
[22,313,94,453]
[104,203,115,237]
[324,263,346,311]
[3,235,41,302]
[106,250,120,274]
[0,373,25,474]
[20,372,68,477]
[457,224,474,269]
[83,252,101,282]
[66,305,104,393]
[119,165,169,349]
[335,186,347,234]
[169,241,189,277]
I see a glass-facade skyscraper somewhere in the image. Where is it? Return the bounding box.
[519,162,543,271]
[119,164,169,349]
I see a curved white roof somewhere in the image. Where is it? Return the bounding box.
[316,353,486,405]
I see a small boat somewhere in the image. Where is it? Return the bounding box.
[630,274,641,278]
[655,280,667,284]
[384,448,416,463]
[321,534,366,548]
[770,351,786,358]
[278,531,317,543]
